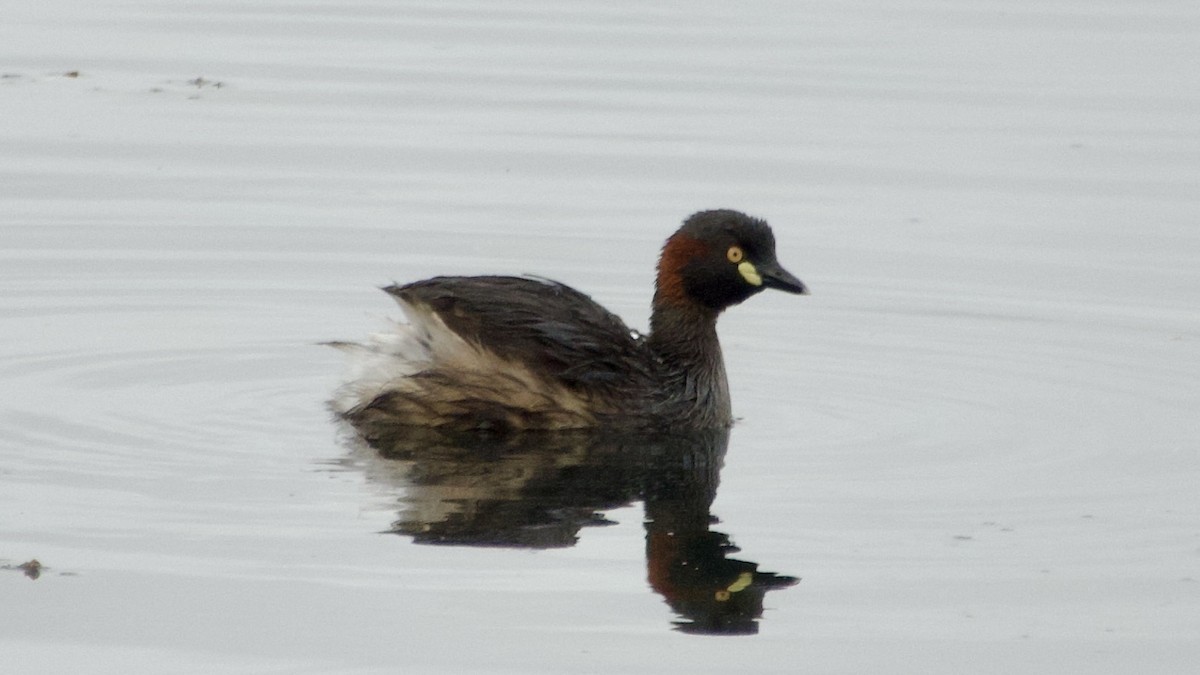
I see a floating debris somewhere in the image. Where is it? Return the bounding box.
[18,559,43,579]
[1,559,45,580]
[187,76,224,89]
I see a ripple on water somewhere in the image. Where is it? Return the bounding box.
[0,264,349,570]
[0,345,322,471]
[0,236,340,489]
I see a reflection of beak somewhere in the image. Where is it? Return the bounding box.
[759,259,809,295]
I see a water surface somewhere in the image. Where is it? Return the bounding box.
[2,1,1198,673]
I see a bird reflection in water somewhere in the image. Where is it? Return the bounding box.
[340,423,798,634]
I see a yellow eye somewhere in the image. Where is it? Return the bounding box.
[726,245,744,263]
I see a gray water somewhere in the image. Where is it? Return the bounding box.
[3,1,1199,672]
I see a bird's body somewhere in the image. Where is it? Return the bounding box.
[331,210,807,433]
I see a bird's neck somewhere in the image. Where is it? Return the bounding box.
[647,298,732,427]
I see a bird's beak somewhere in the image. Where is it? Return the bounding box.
[759,259,809,295]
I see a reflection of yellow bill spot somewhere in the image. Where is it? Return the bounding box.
[727,572,753,593]
[715,572,754,601]
[738,261,762,286]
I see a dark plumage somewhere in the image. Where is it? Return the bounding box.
[393,276,657,394]
[331,209,807,433]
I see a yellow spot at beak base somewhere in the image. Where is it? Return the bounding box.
[715,572,754,601]
[737,261,762,286]
[727,571,753,593]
